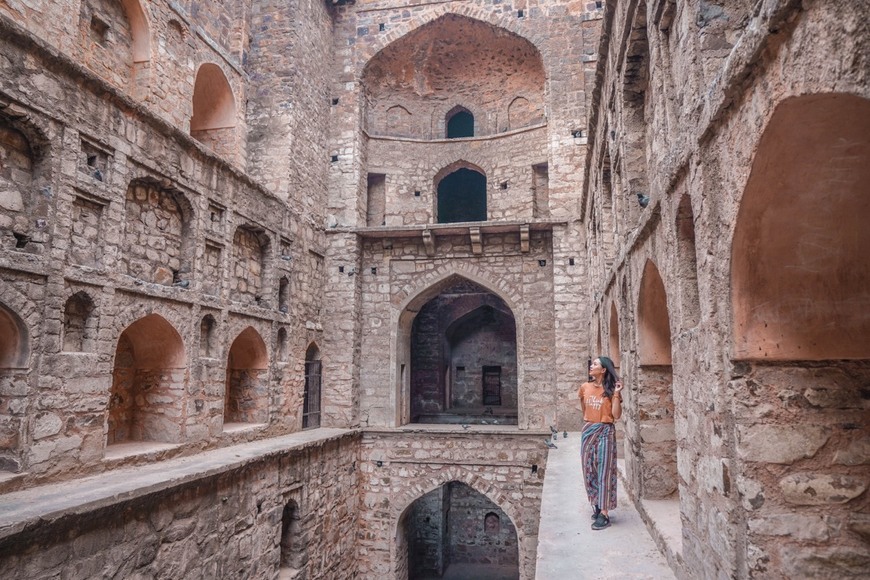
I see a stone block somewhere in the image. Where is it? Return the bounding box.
[737,424,829,464]
[748,513,830,541]
[779,473,867,505]
[780,545,870,579]
[32,412,63,440]
[833,438,870,465]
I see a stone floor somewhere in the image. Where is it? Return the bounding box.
[535,433,676,580]
[418,563,519,580]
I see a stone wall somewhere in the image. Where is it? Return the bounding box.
[354,231,555,429]
[357,430,546,580]
[0,433,360,580]
[583,0,870,577]
[0,4,327,488]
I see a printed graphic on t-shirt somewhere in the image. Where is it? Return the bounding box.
[586,395,603,410]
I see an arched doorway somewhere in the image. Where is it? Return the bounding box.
[303,343,321,429]
[407,278,517,425]
[397,481,519,580]
[445,106,474,138]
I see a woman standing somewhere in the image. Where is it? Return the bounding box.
[579,356,623,530]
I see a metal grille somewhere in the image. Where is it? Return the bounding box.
[303,360,321,429]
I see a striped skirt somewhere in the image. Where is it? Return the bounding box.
[581,421,618,511]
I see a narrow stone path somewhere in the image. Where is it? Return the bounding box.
[535,433,675,580]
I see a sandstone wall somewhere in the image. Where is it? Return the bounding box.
[584,0,869,577]
[0,5,326,489]
[0,433,360,580]
[358,430,546,580]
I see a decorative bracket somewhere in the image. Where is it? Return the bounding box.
[520,224,530,253]
[469,227,482,255]
[422,229,435,256]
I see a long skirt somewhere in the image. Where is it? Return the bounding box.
[581,421,618,511]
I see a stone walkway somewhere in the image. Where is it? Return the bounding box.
[535,433,675,580]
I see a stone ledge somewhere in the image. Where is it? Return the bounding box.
[0,428,356,542]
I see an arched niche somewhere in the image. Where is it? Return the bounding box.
[190,63,237,157]
[621,0,651,213]
[609,302,620,368]
[199,314,216,359]
[507,96,543,131]
[63,291,97,352]
[385,105,413,137]
[676,192,700,329]
[0,116,50,255]
[231,225,270,304]
[361,14,545,139]
[224,327,269,427]
[123,179,194,286]
[638,259,672,366]
[108,314,187,446]
[731,94,870,360]
[280,499,306,574]
[191,63,237,131]
[397,481,519,579]
[436,164,487,224]
[303,343,321,429]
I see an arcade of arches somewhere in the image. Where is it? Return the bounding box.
[0,1,867,579]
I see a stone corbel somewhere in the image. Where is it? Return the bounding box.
[469,226,482,254]
[422,229,435,256]
[520,224,530,253]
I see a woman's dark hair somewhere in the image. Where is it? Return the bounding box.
[599,356,620,398]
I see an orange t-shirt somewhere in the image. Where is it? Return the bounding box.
[578,382,616,423]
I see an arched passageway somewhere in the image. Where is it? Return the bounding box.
[408,278,517,425]
[108,314,187,447]
[397,481,519,580]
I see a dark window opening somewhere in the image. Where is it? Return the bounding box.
[446,110,474,138]
[437,168,487,223]
[482,366,501,406]
[303,345,321,429]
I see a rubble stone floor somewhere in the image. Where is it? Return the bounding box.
[535,434,676,579]
[418,563,519,579]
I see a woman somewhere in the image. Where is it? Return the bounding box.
[578,356,623,530]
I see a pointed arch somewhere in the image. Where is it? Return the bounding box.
[434,161,487,223]
[731,93,870,360]
[0,301,29,369]
[445,105,474,138]
[637,259,672,366]
[303,342,322,429]
[224,326,269,427]
[191,63,237,131]
[108,314,186,446]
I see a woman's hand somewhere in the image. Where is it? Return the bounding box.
[614,381,624,395]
